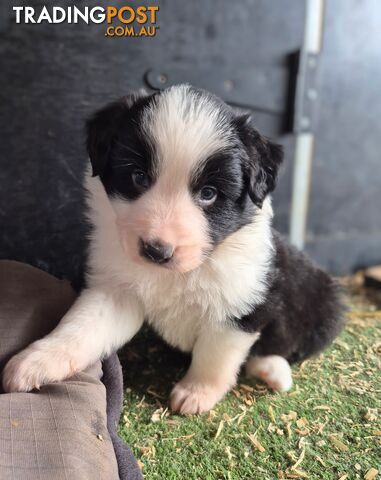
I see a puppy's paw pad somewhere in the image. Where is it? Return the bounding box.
[169,382,221,415]
[246,355,293,392]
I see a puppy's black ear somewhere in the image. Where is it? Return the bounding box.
[86,92,148,177]
[235,114,283,208]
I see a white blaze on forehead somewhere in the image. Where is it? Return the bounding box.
[141,85,233,183]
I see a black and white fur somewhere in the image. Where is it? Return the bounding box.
[3,85,343,414]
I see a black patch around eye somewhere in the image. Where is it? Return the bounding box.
[191,150,244,201]
[190,149,256,244]
[100,114,156,200]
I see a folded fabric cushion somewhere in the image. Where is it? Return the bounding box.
[0,260,142,480]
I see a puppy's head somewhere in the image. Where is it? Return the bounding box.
[87,85,283,273]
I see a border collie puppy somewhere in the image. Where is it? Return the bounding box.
[3,85,343,414]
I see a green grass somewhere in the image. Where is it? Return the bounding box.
[118,281,381,480]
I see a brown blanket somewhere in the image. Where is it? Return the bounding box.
[0,260,142,480]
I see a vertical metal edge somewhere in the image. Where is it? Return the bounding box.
[289,0,325,249]
[289,133,314,249]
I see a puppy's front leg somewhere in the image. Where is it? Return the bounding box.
[170,326,258,414]
[3,287,144,392]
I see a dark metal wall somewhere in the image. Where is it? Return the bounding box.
[0,0,379,285]
[305,0,381,273]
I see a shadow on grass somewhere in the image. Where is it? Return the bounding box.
[118,326,191,403]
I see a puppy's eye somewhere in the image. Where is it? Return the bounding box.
[132,170,150,191]
[199,186,217,205]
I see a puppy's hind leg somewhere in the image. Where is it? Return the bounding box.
[246,355,293,392]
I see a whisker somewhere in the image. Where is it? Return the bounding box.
[114,141,144,158]
[112,162,135,169]
[193,168,223,184]
[116,220,144,228]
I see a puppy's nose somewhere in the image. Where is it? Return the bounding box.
[139,239,174,264]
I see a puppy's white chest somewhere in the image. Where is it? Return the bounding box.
[142,283,205,352]
[135,264,260,352]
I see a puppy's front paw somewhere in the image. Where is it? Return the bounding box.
[169,380,225,415]
[2,343,76,393]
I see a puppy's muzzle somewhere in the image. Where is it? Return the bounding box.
[139,238,174,265]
